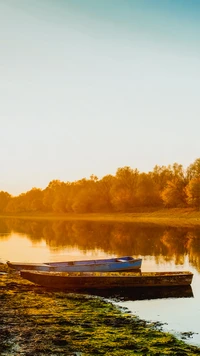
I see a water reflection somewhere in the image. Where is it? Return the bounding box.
[79,285,194,302]
[1,218,200,346]
[1,218,200,271]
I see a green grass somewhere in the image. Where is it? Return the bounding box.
[1,265,200,355]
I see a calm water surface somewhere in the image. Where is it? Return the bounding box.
[1,218,200,346]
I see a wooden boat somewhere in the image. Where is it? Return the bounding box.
[7,256,142,272]
[20,270,193,290]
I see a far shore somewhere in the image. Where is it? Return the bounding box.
[1,208,200,227]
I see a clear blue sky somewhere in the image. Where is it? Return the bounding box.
[1,0,200,196]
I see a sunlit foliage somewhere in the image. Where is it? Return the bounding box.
[185,177,200,209]
[1,158,200,213]
[0,191,11,212]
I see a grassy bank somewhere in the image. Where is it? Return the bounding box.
[1,265,200,355]
[2,208,200,227]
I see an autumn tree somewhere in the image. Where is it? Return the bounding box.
[161,164,188,208]
[43,180,69,213]
[151,165,174,192]
[25,188,44,212]
[111,167,139,211]
[0,191,11,212]
[136,173,162,207]
[186,158,200,180]
[161,179,187,207]
[96,175,115,212]
[185,177,200,209]
[72,177,102,213]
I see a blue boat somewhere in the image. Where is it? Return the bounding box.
[7,256,142,272]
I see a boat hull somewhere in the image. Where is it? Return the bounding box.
[20,270,193,290]
[7,262,53,272]
[7,257,142,272]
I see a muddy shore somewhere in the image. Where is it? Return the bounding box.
[1,264,200,356]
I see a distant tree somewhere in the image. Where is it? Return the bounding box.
[4,197,17,213]
[0,191,11,212]
[71,177,102,213]
[43,180,64,212]
[161,164,187,208]
[96,175,115,212]
[161,178,187,208]
[171,163,186,180]
[151,165,173,191]
[185,177,200,209]
[186,158,200,180]
[72,190,93,213]
[111,167,139,211]
[136,173,162,207]
[25,188,44,212]
[3,188,44,213]
[52,196,68,213]
[90,174,98,182]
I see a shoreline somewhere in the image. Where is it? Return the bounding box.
[1,208,200,227]
[0,208,200,226]
[1,264,200,355]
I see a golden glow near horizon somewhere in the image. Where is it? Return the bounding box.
[0,233,111,263]
[0,234,50,263]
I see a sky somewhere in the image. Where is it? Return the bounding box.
[0,0,200,196]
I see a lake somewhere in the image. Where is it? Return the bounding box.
[1,217,200,346]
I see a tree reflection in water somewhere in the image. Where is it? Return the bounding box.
[1,218,200,272]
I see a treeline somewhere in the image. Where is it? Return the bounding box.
[1,158,200,214]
